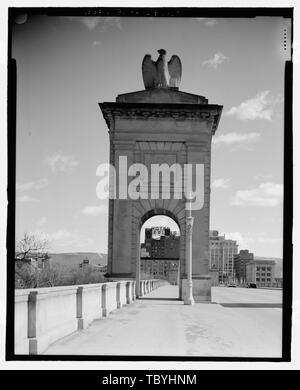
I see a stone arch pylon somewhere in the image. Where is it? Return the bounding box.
[100,85,222,301]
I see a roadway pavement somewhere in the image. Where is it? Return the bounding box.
[212,286,282,306]
[44,285,282,358]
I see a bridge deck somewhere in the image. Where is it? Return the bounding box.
[44,285,282,357]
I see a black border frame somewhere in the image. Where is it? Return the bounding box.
[6,6,293,362]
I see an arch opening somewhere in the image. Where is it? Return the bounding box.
[138,212,181,299]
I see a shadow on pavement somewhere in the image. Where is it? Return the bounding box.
[217,303,282,308]
[138,297,180,301]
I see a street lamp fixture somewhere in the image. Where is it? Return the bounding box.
[184,195,195,305]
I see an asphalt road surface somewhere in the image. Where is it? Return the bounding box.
[212,286,282,306]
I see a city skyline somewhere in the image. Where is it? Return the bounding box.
[12,14,291,257]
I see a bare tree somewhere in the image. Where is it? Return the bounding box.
[15,234,107,289]
[15,233,50,288]
[16,232,49,260]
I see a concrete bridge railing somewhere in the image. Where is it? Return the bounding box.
[139,279,169,296]
[15,279,162,355]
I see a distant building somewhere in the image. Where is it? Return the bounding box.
[274,277,283,288]
[15,253,52,269]
[97,264,107,275]
[234,250,254,285]
[79,257,90,268]
[141,246,150,258]
[209,230,238,283]
[246,259,276,286]
[255,256,283,279]
[209,268,219,286]
[79,257,107,275]
[143,227,180,259]
[168,265,180,285]
[140,259,179,284]
[140,227,180,284]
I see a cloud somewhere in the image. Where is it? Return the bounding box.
[221,231,282,250]
[253,173,272,181]
[63,17,100,31]
[212,178,231,189]
[231,182,283,207]
[16,178,48,191]
[101,17,122,31]
[64,17,122,31]
[46,229,73,241]
[17,195,40,202]
[45,151,79,173]
[226,91,283,121]
[30,228,72,242]
[202,52,229,69]
[31,229,96,252]
[213,132,260,147]
[222,231,249,248]
[195,18,218,27]
[36,217,47,226]
[257,236,282,244]
[82,205,107,216]
[92,40,101,46]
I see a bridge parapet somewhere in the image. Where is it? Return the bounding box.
[14,279,161,355]
[139,279,169,297]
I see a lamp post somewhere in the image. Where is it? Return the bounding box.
[184,195,195,305]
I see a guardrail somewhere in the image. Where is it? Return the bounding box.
[15,279,162,355]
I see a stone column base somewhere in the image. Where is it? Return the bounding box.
[181,275,212,302]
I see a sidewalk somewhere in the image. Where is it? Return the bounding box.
[44,285,282,357]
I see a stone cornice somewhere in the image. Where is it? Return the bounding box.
[99,102,223,135]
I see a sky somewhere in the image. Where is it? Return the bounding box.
[12,13,291,257]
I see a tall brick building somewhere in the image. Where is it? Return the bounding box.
[142,227,180,259]
[234,250,254,284]
[209,230,238,282]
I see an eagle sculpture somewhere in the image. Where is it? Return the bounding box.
[142,49,182,89]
